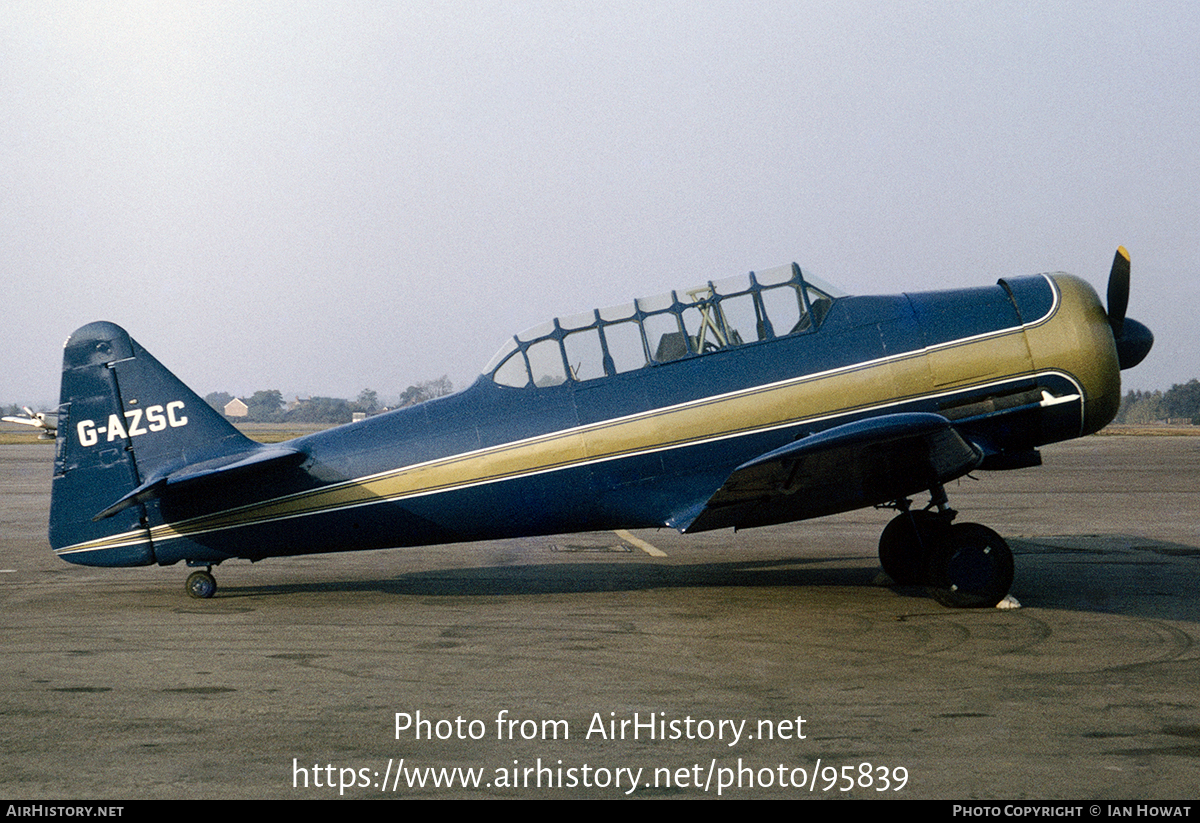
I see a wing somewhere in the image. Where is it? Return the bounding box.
[673,413,982,533]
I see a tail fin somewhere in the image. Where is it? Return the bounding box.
[50,321,259,566]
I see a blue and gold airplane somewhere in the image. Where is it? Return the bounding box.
[48,249,1152,606]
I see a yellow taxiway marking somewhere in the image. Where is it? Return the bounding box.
[614,529,667,557]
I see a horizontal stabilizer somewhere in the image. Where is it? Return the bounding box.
[95,443,307,523]
[678,413,981,533]
[93,445,308,521]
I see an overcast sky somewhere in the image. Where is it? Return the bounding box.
[3,2,1196,407]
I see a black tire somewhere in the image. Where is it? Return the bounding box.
[186,570,217,599]
[879,510,943,585]
[926,523,1013,608]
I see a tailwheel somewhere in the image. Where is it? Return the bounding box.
[878,510,946,585]
[926,523,1013,608]
[186,569,217,599]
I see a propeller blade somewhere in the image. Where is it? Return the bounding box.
[1106,246,1130,338]
[1104,246,1153,369]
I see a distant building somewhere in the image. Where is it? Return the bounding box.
[224,398,249,418]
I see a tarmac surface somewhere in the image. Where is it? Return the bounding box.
[2,435,1198,799]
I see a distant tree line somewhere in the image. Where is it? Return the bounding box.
[396,377,453,408]
[202,377,454,424]
[1114,379,1200,425]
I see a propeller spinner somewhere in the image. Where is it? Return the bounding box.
[1106,246,1153,370]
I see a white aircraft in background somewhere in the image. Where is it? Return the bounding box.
[2,406,58,439]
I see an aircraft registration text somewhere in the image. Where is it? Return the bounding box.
[76,401,188,447]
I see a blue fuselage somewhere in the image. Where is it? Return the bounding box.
[133,274,1116,567]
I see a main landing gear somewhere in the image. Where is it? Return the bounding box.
[878,484,1014,608]
[185,566,217,599]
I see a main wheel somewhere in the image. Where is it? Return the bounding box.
[926,523,1013,608]
[186,570,217,599]
[879,510,943,585]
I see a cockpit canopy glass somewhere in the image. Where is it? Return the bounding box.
[485,263,845,388]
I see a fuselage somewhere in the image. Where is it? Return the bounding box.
[99,271,1117,567]
[51,268,1121,569]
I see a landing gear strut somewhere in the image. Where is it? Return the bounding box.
[879,484,1013,608]
[186,567,217,599]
